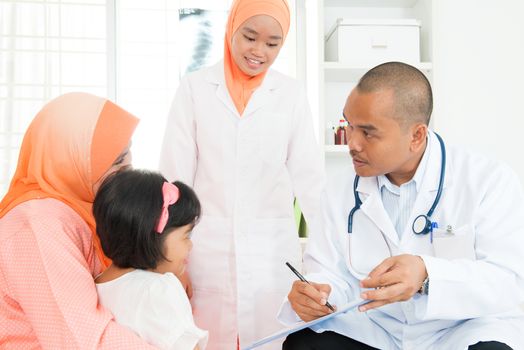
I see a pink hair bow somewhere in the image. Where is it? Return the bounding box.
[155,182,180,234]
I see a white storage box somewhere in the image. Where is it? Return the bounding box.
[325,18,421,65]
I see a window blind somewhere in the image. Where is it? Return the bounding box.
[0,0,107,195]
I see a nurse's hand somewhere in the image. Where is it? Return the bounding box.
[358,254,427,312]
[288,280,335,322]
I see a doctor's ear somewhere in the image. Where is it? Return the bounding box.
[409,123,428,152]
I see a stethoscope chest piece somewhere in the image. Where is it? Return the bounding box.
[412,214,431,235]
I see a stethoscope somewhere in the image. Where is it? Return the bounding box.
[348,132,446,236]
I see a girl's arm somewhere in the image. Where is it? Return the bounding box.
[148,273,208,350]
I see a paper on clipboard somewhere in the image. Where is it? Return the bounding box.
[242,299,365,350]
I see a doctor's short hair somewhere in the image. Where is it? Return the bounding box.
[357,61,433,126]
[93,169,201,270]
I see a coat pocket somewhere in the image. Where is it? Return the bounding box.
[432,224,476,260]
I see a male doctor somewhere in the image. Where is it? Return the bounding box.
[278,62,524,350]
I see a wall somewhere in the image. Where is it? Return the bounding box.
[432,0,524,184]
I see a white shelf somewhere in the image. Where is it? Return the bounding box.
[323,61,432,82]
[325,0,420,7]
[303,0,434,160]
[324,145,350,156]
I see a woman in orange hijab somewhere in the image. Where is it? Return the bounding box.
[159,1,324,349]
[0,92,156,348]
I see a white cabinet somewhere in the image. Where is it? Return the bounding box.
[301,0,434,162]
[325,18,422,64]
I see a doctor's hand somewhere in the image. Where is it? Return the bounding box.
[288,280,335,322]
[358,254,427,312]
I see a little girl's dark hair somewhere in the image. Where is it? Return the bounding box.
[93,169,201,270]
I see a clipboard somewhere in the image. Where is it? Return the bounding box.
[242,299,365,350]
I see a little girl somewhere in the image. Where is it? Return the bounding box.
[93,169,208,350]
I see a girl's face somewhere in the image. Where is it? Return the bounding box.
[154,223,194,278]
[231,14,283,76]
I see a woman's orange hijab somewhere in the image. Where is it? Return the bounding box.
[0,92,138,268]
[224,0,290,115]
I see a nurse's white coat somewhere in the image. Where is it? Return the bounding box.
[160,61,324,350]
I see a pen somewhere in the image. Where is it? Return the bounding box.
[285,261,335,312]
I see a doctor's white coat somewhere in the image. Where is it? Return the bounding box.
[159,62,324,350]
[278,132,524,350]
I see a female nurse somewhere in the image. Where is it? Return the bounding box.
[159,0,324,349]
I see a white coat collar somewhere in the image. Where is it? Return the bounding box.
[204,60,284,118]
[355,131,452,245]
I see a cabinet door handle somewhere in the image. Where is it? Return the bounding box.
[371,38,388,48]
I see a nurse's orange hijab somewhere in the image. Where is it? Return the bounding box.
[224,0,290,115]
[0,92,138,268]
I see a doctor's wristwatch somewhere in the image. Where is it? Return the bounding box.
[418,276,430,295]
